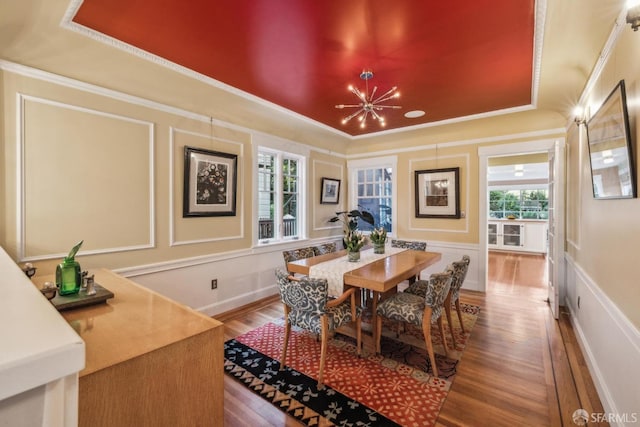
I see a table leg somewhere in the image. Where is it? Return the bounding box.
[371,290,379,345]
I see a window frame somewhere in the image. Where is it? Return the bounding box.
[347,156,397,236]
[488,185,549,220]
[253,134,308,246]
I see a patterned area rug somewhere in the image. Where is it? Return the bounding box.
[224,303,480,426]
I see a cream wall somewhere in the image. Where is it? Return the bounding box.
[566,25,640,329]
[1,70,259,274]
[0,61,566,302]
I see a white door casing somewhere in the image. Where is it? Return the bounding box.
[478,139,565,316]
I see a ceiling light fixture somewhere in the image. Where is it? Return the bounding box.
[335,70,401,129]
[627,0,640,31]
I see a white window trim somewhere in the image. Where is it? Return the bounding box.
[346,156,398,236]
[252,133,309,246]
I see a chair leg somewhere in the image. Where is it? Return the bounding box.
[444,292,455,349]
[375,315,383,354]
[455,298,466,334]
[437,316,448,351]
[318,316,329,387]
[355,316,362,356]
[280,321,290,371]
[421,308,438,377]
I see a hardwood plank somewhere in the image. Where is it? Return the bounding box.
[220,251,608,426]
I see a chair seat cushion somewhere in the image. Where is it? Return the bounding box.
[289,300,362,334]
[376,292,442,326]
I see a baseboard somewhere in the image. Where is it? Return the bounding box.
[564,253,640,426]
[198,285,279,317]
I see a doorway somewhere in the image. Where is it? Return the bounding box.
[478,139,565,319]
[485,153,550,300]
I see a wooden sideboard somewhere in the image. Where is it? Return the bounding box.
[34,269,224,427]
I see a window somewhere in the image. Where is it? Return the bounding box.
[348,157,396,234]
[257,148,305,243]
[489,188,549,219]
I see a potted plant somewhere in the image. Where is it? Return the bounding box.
[328,209,375,249]
[369,227,387,254]
[344,230,366,262]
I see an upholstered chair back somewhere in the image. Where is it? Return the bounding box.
[313,242,337,256]
[282,247,316,263]
[391,239,427,251]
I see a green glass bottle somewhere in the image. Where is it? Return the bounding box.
[56,240,83,296]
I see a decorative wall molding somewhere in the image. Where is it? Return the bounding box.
[347,127,566,159]
[169,127,245,247]
[59,1,349,140]
[311,159,345,232]
[0,60,336,159]
[16,94,155,261]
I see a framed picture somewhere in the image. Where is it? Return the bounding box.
[414,167,460,218]
[320,177,340,204]
[586,80,636,199]
[183,146,237,217]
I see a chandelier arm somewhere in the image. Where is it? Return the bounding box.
[360,110,370,126]
[373,94,400,105]
[335,104,364,109]
[342,108,365,123]
[369,86,378,101]
[372,87,398,103]
[351,87,368,103]
[373,105,402,109]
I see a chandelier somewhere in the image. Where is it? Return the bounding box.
[335,70,401,129]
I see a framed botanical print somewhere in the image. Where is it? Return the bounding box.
[183,146,237,217]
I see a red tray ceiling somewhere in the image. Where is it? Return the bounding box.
[73,0,535,136]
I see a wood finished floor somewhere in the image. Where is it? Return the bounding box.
[218,251,607,426]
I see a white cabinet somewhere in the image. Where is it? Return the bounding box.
[488,221,547,253]
[0,247,84,427]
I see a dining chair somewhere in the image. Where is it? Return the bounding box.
[404,255,470,343]
[282,247,316,275]
[312,241,337,256]
[391,239,427,282]
[374,267,453,377]
[274,268,362,387]
[390,239,427,251]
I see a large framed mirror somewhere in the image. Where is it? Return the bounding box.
[586,80,637,199]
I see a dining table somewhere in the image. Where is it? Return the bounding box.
[286,247,442,345]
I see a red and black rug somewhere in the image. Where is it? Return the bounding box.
[224,303,479,426]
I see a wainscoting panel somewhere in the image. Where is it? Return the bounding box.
[119,239,480,319]
[564,254,640,426]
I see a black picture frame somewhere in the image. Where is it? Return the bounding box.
[414,167,461,218]
[320,177,340,204]
[183,146,238,217]
[586,80,637,199]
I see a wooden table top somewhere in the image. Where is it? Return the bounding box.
[287,249,442,293]
[344,250,441,292]
[33,269,222,377]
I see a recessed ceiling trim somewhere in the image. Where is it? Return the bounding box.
[60,2,353,139]
[61,0,540,142]
[530,0,547,107]
[349,104,536,140]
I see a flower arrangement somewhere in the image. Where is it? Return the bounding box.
[369,227,387,245]
[344,230,366,252]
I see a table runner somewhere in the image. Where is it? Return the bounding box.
[309,246,406,297]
